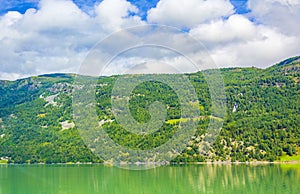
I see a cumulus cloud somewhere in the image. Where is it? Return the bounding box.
[190,13,300,68]
[95,0,143,31]
[209,27,299,68]
[147,0,234,28]
[0,0,144,80]
[247,0,300,35]
[190,15,257,45]
[0,0,299,80]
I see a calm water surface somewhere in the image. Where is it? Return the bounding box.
[0,164,299,194]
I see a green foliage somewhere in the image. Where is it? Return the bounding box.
[0,57,299,163]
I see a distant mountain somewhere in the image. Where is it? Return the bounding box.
[274,56,300,67]
[0,57,299,163]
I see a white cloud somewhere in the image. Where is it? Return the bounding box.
[0,72,27,81]
[247,0,300,35]
[211,30,299,67]
[190,15,257,45]
[210,28,299,68]
[147,0,234,28]
[0,0,299,80]
[0,0,144,80]
[189,14,300,68]
[95,0,144,31]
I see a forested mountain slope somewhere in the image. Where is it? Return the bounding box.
[0,57,299,163]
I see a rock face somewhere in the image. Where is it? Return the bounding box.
[49,83,72,93]
[232,102,238,113]
[60,121,75,131]
[98,119,114,127]
[40,94,59,106]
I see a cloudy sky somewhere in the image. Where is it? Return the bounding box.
[0,0,299,80]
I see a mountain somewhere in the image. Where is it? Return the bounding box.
[0,57,299,164]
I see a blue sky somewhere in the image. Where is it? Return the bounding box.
[0,0,249,17]
[0,0,299,80]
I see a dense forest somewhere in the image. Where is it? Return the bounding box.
[0,56,299,164]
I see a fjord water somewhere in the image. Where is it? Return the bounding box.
[0,164,299,194]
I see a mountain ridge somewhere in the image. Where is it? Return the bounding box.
[0,56,299,164]
[2,56,299,83]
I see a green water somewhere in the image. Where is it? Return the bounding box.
[0,164,299,194]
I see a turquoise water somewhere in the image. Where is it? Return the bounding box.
[0,164,299,194]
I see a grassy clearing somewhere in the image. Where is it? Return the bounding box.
[279,154,300,162]
[279,148,300,162]
[0,160,8,164]
[166,116,223,125]
[166,118,191,124]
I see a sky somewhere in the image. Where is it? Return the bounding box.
[0,0,299,80]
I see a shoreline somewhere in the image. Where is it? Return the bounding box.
[1,161,300,165]
[188,161,300,165]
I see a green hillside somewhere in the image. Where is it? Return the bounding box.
[0,57,299,163]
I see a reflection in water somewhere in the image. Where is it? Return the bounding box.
[0,164,299,194]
